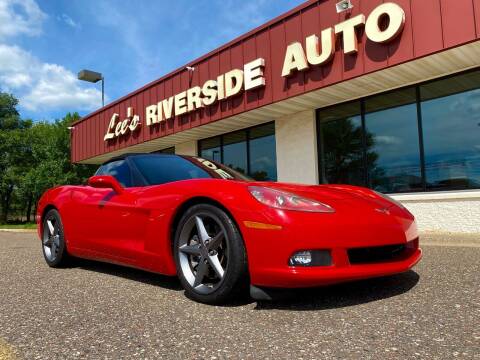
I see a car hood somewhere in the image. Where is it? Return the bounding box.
[248,181,404,214]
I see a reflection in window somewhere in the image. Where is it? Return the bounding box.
[318,70,480,193]
[96,160,132,187]
[223,131,247,174]
[319,102,365,186]
[199,122,277,181]
[365,88,422,193]
[199,137,222,162]
[421,72,480,190]
[249,123,277,181]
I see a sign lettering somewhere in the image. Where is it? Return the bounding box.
[282,2,405,77]
[144,58,266,126]
[104,3,406,142]
[103,107,141,141]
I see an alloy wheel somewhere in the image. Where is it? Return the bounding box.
[177,213,228,294]
[43,215,61,262]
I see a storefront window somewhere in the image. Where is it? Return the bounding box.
[421,72,480,190]
[223,131,247,174]
[249,123,277,181]
[319,102,365,186]
[365,88,422,193]
[199,137,222,162]
[153,147,175,154]
[318,69,480,193]
[199,122,277,181]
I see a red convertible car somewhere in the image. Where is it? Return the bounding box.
[37,153,421,303]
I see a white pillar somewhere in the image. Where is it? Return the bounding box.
[275,110,319,184]
[175,140,198,156]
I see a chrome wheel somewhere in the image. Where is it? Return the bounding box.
[177,213,228,295]
[43,215,61,262]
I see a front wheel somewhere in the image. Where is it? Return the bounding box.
[42,209,70,267]
[173,204,248,304]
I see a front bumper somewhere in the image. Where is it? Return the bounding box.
[251,246,422,288]
[239,204,422,289]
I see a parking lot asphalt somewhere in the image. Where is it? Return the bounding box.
[0,231,478,359]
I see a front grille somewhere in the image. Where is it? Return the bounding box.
[348,244,407,265]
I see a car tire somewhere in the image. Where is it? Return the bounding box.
[41,209,70,267]
[173,204,248,304]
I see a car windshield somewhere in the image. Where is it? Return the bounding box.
[130,155,251,186]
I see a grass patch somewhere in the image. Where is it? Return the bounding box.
[0,223,37,230]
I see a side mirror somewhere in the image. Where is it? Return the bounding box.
[88,175,124,194]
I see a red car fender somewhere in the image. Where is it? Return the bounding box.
[36,186,80,249]
[133,179,271,276]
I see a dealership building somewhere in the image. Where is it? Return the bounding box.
[72,0,480,233]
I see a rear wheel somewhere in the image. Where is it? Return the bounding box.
[173,204,248,304]
[42,209,70,267]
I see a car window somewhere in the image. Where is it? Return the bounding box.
[95,160,133,187]
[131,155,212,185]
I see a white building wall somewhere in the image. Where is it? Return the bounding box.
[392,192,480,234]
[275,110,319,185]
[175,141,197,156]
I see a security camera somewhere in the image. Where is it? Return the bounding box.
[336,0,353,13]
[186,66,195,72]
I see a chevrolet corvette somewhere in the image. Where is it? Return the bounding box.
[37,153,422,304]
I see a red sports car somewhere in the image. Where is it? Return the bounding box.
[37,153,422,303]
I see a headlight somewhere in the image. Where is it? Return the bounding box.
[248,186,335,213]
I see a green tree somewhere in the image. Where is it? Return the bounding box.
[0,91,96,223]
[0,92,33,222]
[0,129,33,222]
[18,113,96,222]
[0,92,31,130]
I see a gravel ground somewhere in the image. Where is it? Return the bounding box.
[0,231,478,359]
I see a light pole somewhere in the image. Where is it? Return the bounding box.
[77,69,104,107]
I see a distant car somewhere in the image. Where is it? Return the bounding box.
[36,153,422,304]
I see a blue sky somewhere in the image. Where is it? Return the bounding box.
[0,0,304,121]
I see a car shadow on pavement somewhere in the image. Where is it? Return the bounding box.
[65,260,419,309]
[73,259,183,291]
[254,270,420,311]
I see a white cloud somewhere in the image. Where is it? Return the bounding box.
[0,44,103,112]
[58,13,79,29]
[375,135,402,146]
[0,0,46,38]
[0,0,102,114]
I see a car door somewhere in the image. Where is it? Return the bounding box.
[72,159,149,263]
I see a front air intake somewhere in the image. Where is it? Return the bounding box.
[348,244,407,264]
